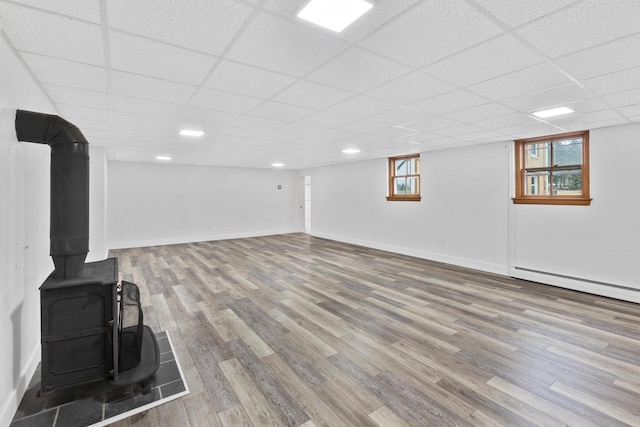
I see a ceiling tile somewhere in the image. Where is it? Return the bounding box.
[474,0,581,28]
[327,96,394,118]
[473,113,539,130]
[424,34,542,86]
[336,119,390,134]
[619,104,640,117]
[276,122,324,136]
[366,108,429,126]
[500,83,592,113]
[111,111,170,129]
[365,71,455,105]
[114,124,165,138]
[410,90,489,115]
[433,124,485,137]
[57,104,109,122]
[467,63,572,101]
[602,88,640,108]
[107,0,253,55]
[274,81,353,110]
[227,12,349,77]
[360,0,502,68]
[583,66,640,96]
[83,129,112,140]
[109,31,218,85]
[517,0,640,58]
[21,53,107,92]
[547,109,623,127]
[249,101,315,122]
[218,126,262,139]
[189,88,263,114]
[204,60,297,99]
[444,102,516,123]
[297,111,356,128]
[307,47,412,93]
[173,107,238,127]
[554,33,640,80]
[337,0,423,42]
[410,116,461,132]
[497,121,560,138]
[111,71,195,104]
[43,84,108,109]
[457,130,506,142]
[561,117,630,132]
[111,95,183,118]
[7,0,101,22]
[71,118,111,132]
[230,115,288,131]
[0,3,104,65]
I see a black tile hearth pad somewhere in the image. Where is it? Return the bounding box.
[11,331,189,427]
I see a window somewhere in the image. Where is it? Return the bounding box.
[387,154,421,201]
[514,130,591,205]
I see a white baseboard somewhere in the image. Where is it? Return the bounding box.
[311,231,509,276]
[512,267,640,303]
[0,344,40,427]
[108,229,298,250]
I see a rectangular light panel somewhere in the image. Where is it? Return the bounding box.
[532,106,575,119]
[179,129,204,137]
[297,0,373,33]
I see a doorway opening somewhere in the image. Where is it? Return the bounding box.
[304,176,311,234]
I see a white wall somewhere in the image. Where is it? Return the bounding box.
[305,127,640,303]
[107,162,297,248]
[88,146,108,261]
[305,142,511,275]
[0,35,55,427]
[512,123,640,301]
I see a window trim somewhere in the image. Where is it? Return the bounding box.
[387,154,421,202]
[513,130,591,206]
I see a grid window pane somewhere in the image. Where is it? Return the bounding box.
[553,138,582,166]
[394,177,407,194]
[395,160,408,175]
[406,177,419,194]
[553,168,582,195]
[525,171,550,195]
[525,142,550,168]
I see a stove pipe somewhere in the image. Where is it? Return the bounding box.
[15,110,89,279]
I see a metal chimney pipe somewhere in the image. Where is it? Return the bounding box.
[15,109,89,279]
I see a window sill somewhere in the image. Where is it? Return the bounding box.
[512,197,591,206]
[387,195,421,202]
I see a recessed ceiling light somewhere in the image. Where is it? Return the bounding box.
[342,148,361,154]
[156,156,172,161]
[297,0,373,33]
[532,106,575,119]
[272,162,285,167]
[179,129,204,137]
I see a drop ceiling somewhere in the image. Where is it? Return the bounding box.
[1,0,639,169]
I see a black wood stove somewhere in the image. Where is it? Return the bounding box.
[15,110,160,392]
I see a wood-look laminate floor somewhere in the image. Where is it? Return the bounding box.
[107,233,640,427]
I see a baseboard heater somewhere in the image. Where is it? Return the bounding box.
[513,266,640,302]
